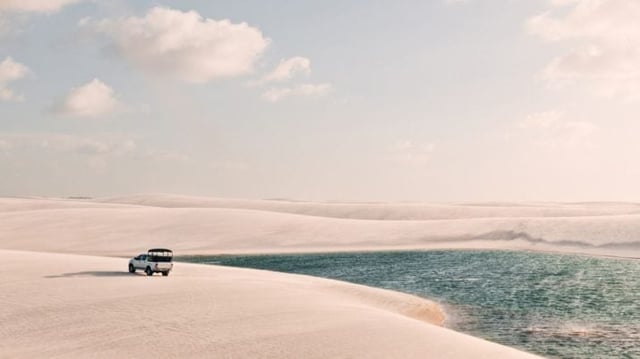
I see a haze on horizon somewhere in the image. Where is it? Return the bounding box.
[1,0,639,202]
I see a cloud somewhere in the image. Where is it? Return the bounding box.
[261,56,311,83]
[0,132,196,177]
[0,133,135,156]
[0,133,191,163]
[0,0,82,37]
[261,83,332,102]
[388,141,436,166]
[254,56,332,101]
[515,111,598,148]
[0,57,29,101]
[518,110,564,129]
[527,0,640,99]
[54,78,120,118]
[0,16,7,33]
[0,0,81,13]
[84,7,270,83]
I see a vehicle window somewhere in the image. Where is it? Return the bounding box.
[134,256,140,260]
[140,255,147,260]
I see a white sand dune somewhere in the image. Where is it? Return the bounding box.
[0,249,541,358]
[101,193,640,220]
[5,194,636,358]
[1,195,640,257]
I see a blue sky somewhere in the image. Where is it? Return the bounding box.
[1,0,640,201]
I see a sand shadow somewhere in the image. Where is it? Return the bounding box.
[45,271,144,278]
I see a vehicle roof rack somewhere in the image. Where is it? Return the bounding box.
[148,248,173,253]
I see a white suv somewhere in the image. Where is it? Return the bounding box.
[129,248,173,276]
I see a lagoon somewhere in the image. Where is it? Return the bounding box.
[180,250,640,358]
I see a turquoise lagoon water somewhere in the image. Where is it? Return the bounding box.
[179,251,640,358]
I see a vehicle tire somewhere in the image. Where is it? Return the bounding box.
[162,271,169,277]
[128,264,135,273]
[145,267,153,276]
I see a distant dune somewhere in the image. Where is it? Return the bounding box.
[1,194,639,257]
[101,194,640,220]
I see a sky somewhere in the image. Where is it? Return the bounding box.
[1,0,640,202]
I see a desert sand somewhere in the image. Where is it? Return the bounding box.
[0,249,544,358]
[6,194,637,358]
[1,194,639,257]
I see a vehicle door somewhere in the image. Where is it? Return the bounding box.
[135,254,147,269]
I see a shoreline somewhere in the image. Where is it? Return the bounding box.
[0,248,542,358]
[172,246,640,263]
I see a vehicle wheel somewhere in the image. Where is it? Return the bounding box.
[145,267,153,276]
[128,264,135,273]
[162,271,169,277]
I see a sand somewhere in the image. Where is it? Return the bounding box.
[1,195,639,257]
[6,195,634,357]
[0,249,541,358]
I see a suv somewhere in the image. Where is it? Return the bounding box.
[129,248,173,276]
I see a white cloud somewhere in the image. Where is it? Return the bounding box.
[261,83,332,102]
[261,56,311,83]
[516,111,598,148]
[518,110,564,129]
[0,134,135,156]
[55,78,120,118]
[0,16,7,33]
[0,132,194,176]
[209,160,249,171]
[0,0,82,36]
[0,139,10,153]
[0,57,27,83]
[0,133,192,163]
[527,0,640,99]
[388,141,436,166]
[84,7,270,83]
[0,57,29,101]
[0,0,81,13]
